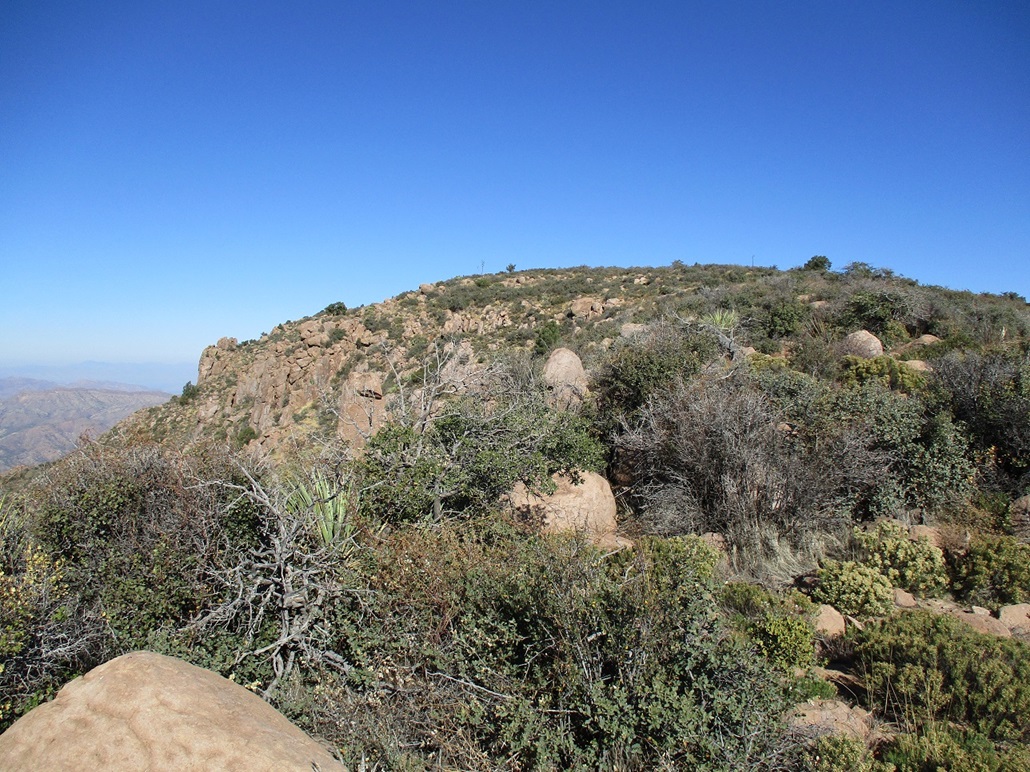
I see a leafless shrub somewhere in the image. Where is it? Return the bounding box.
[618,375,855,575]
[187,465,368,699]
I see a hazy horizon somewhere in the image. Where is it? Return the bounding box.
[0,361,195,395]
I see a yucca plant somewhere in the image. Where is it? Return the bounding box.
[288,471,357,548]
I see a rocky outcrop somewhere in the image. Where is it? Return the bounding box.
[0,651,343,771]
[949,609,1012,638]
[569,297,604,318]
[508,471,629,549]
[840,330,883,359]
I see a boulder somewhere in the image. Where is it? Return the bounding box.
[814,604,847,638]
[949,610,1012,638]
[349,370,383,400]
[619,323,647,339]
[569,297,604,318]
[893,588,918,608]
[908,524,945,550]
[841,330,883,359]
[909,334,941,348]
[998,604,1030,635]
[542,348,589,407]
[903,359,932,373]
[508,471,629,549]
[0,651,343,771]
[791,699,875,742]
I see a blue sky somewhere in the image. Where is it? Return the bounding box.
[2,1,1028,380]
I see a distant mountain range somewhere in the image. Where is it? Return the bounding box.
[0,361,195,395]
[0,378,171,471]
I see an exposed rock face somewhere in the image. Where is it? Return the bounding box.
[569,297,604,318]
[893,588,918,608]
[999,604,1030,635]
[508,471,629,549]
[909,333,941,348]
[908,524,945,550]
[337,370,387,448]
[840,330,884,359]
[0,651,343,771]
[542,348,589,407]
[949,610,1012,638]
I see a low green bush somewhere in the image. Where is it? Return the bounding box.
[802,734,885,772]
[840,356,926,393]
[720,582,816,671]
[854,612,1030,742]
[877,726,1030,772]
[306,526,804,769]
[811,560,894,617]
[853,520,948,597]
[952,534,1030,609]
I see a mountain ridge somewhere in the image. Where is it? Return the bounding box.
[114,261,1030,463]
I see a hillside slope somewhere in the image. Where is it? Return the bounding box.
[118,261,1029,463]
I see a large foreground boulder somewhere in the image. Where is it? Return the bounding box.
[0,651,343,771]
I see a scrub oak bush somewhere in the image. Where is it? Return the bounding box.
[305,527,804,769]
[593,322,718,423]
[359,388,603,523]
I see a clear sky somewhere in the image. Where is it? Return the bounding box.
[2,0,1028,372]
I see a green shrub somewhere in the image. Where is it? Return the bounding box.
[953,534,1030,609]
[854,612,1030,742]
[878,726,1030,772]
[323,526,803,769]
[322,301,347,315]
[532,320,561,356]
[841,355,926,393]
[721,582,816,671]
[853,520,949,597]
[594,323,718,422]
[811,560,894,617]
[179,381,199,403]
[765,300,811,339]
[802,734,884,772]
[359,390,604,523]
